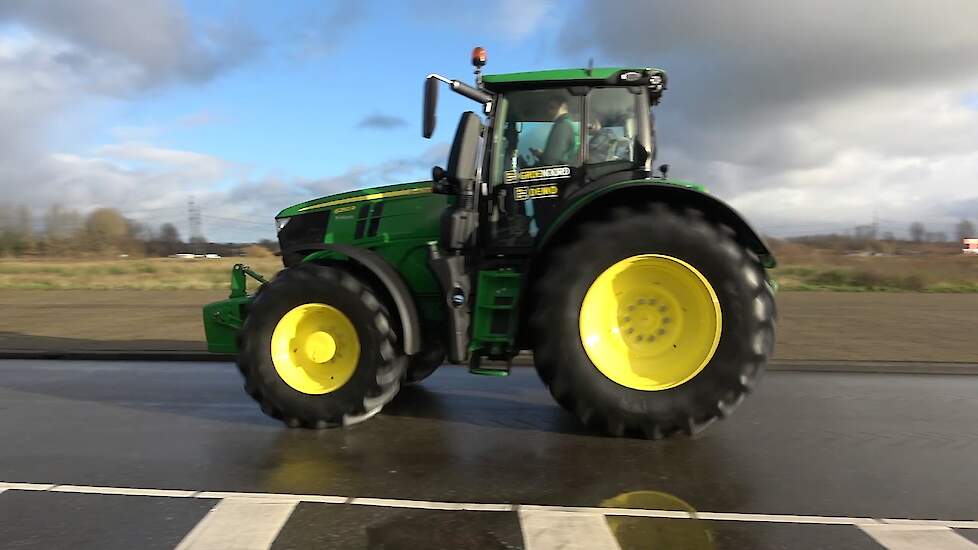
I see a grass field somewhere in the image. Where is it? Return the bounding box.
[770,240,978,292]
[0,257,284,290]
[1,289,975,361]
[1,252,976,292]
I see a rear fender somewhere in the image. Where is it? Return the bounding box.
[538,181,774,266]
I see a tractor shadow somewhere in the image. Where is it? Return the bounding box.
[383,369,607,438]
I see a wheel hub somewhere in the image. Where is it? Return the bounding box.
[303,331,337,364]
[579,254,722,391]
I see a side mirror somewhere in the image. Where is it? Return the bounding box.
[431,165,450,194]
[633,140,650,168]
[423,76,439,138]
[447,112,483,187]
[432,166,446,182]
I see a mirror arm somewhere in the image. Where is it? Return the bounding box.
[428,73,491,104]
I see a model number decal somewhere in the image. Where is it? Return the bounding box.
[514,184,559,201]
[504,165,571,184]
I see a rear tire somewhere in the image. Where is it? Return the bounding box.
[531,203,775,438]
[237,263,406,428]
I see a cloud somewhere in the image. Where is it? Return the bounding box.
[3,140,452,243]
[0,0,261,89]
[0,1,265,242]
[559,0,978,235]
[307,142,449,194]
[358,113,409,130]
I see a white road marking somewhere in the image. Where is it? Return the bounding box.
[56,485,197,498]
[175,497,299,550]
[520,504,691,519]
[882,518,978,530]
[0,482,55,491]
[519,509,621,550]
[859,524,978,550]
[696,511,880,525]
[196,491,346,504]
[1,480,976,529]
[349,496,514,512]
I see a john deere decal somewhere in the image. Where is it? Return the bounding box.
[504,165,571,184]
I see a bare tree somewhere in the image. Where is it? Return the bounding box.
[956,219,976,241]
[83,208,129,253]
[42,204,82,254]
[159,223,181,245]
[157,223,182,256]
[909,221,926,242]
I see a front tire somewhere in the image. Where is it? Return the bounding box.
[403,343,444,384]
[531,204,775,438]
[238,263,406,428]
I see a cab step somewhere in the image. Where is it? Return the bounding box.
[468,355,511,376]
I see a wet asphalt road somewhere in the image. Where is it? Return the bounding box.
[0,359,977,549]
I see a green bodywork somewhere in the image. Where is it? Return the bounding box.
[201,177,749,356]
[202,65,772,360]
[202,180,449,354]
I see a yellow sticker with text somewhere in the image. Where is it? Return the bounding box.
[514,184,559,201]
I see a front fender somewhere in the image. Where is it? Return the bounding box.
[283,243,422,355]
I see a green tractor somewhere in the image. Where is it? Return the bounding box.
[203,48,776,438]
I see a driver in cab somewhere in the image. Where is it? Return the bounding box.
[530,96,577,166]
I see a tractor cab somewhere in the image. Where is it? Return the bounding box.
[424,52,666,252]
[482,78,659,249]
[422,50,673,366]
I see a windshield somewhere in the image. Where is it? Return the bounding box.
[586,87,643,164]
[490,87,653,187]
[490,89,583,186]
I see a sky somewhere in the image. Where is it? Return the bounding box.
[1,0,977,242]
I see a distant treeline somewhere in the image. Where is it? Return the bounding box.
[0,204,278,258]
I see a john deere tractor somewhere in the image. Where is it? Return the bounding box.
[203,48,776,438]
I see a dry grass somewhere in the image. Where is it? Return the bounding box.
[2,246,977,293]
[0,257,284,290]
[770,243,978,292]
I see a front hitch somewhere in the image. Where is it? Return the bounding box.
[230,263,267,298]
[202,264,268,354]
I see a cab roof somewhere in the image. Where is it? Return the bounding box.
[481,67,667,92]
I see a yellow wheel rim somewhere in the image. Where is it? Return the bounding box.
[270,303,360,395]
[579,254,721,391]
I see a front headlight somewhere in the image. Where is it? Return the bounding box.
[276,217,291,232]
